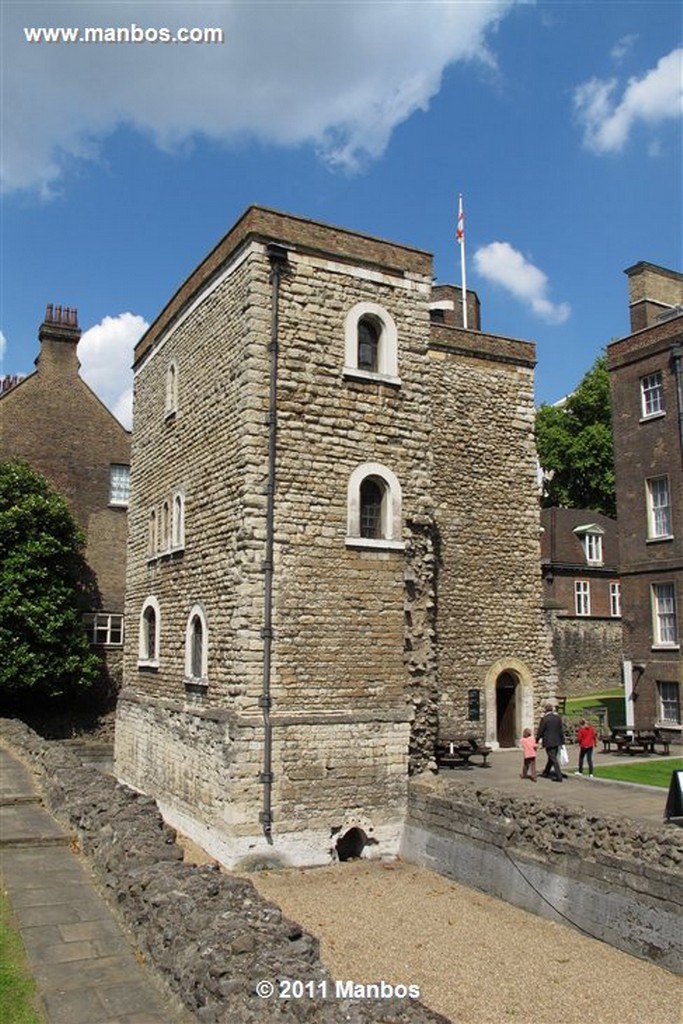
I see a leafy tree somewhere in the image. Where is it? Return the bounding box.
[0,460,101,705]
[535,354,616,517]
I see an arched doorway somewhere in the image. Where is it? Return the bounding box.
[496,671,518,747]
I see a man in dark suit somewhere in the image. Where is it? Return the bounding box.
[536,703,565,782]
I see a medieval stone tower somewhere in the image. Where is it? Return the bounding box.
[115,207,555,867]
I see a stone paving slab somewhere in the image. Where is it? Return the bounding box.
[0,743,187,1024]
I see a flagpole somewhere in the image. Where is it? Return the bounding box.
[457,193,468,329]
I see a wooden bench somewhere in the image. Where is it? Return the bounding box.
[436,735,492,768]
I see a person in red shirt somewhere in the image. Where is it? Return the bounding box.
[575,718,598,777]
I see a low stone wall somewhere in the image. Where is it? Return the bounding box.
[401,776,683,974]
[0,719,447,1024]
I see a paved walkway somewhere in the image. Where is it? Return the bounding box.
[0,743,187,1024]
[441,745,680,827]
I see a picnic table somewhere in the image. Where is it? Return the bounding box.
[601,727,671,756]
[435,735,492,768]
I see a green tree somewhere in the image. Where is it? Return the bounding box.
[0,460,101,705]
[535,354,616,517]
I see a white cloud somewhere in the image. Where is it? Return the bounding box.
[79,312,147,430]
[473,242,570,324]
[2,0,514,194]
[0,330,6,363]
[574,48,683,153]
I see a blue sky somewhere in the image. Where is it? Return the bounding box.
[1,1,681,428]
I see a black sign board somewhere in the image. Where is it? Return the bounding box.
[664,770,683,821]
[467,688,481,721]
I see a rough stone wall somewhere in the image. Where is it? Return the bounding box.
[429,345,557,739]
[2,720,447,1024]
[545,610,623,697]
[270,252,433,716]
[402,775,683,973]
[124,249,271,707]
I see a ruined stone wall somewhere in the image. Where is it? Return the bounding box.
[402,775,683,974]
[429,345,557,741]
[546,610,623,697]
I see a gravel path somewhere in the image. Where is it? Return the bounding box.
[248,859,682,1024]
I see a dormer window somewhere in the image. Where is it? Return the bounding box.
[574,524,604,565]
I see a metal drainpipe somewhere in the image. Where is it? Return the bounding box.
[259,243,290,843]
[671,345,683,459]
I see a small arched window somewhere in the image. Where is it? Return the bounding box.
[147,508,157,557]
[172,492,184,549]
[138,597,160,666]
[357,316,380,373]
[165,361,178,416]
[161,500,170,551]
[346,462,403,550]
[185,604,208,683]
[360,477,384,538]
[344,303,399,384]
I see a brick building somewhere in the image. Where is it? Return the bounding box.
[114,206,557,868]
[0,305,131,687]
[540,507,623,697]
[607,262,683,735]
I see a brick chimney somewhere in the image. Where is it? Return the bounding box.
[36,304,81,373]
[625,263,683,332]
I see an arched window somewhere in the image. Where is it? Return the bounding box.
[357,316,380,373]
[147,508,157,557]
[360,477,384,538]
[138,597,160,666]
[172,491,185,549]
[344,302,399,383]
[185,604,208,683]
[346,462,403,550]
[161,500,170,551]
[165,361,178,416]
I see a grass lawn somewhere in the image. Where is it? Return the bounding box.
[593,758,683,787]
[0,888,43,1024]
[564,690,626,728]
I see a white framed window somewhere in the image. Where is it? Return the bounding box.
[171,491,185,550]
[110,464,130,506]
[584,532,603,564]
[147,509,157,557]
[640,372,664,419]
[185,604,208,683]
[343,302,400,385]
[160,499,171,552]
[609,582,621,618]
[575,580,591,616]
[83,613,124,647]
[346,462,404,550]
[646,476,672,539]
[138,596,160,666]
[574,524,604,565]
[658,681,681,725]
[165,360,178,417]
[652,583,678,647]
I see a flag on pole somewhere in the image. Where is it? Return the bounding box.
[457,193,468,329]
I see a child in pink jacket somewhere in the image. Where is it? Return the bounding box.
[520,728,538,781]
